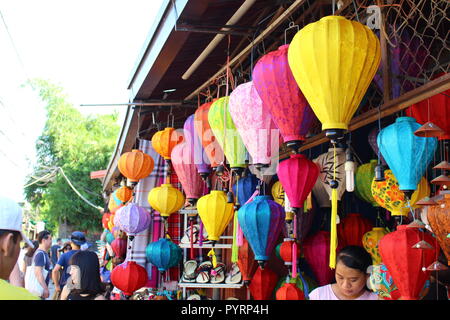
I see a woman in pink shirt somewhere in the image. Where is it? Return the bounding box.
[309,246,378,300]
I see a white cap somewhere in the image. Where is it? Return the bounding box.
[0,196,34,248]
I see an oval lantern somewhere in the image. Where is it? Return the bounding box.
[248,267,278,300]
[112,190,122,206]
[271,181,285,207]
[108,196,121,214]
[111,261,148,297]
[288,15,381,141]
[276,282,305,300]
[114,203,151,238]
[371,169,430,217]
[115,186,133,205]
[105,230,115,245]
[312,147,346,202]
[183,114,211,178]
[337,213,373,247]
[151,127,183,161]
[303,231,342,286]
[274,273,317,300]
[102,213,112,230]
[232,172,259,205]
[355,160,380,207]
[171,142,203,204]
[377,117,437,197]
[252,44,316,152]
[148,184,185,218]
[427,194,450,265]
[279,240,301,266]
[237,237,258,285]
[362,227,389,265]
[368,127,387,165]
[229,81,279,166]
[238,195,285,268]
[118,149,154,184]
[194,100,223,168]
[107,213,116,232]
[208,96,247,172]
[145,238,182,272]
[277,154,319,214]
[111,238,127,258]
[379,225,438,300]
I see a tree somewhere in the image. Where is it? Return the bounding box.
[24,79,120,236]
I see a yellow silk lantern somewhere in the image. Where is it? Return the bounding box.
[148,184,185,218]
[362,227,389,265]
[108,196,120,213]
[288,16,381,269]
[371,170,430,217]
[271,181,285,207]
[197,191,235,267]
[151,128,183,160]
[108,213,115,232]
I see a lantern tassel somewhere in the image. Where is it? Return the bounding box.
[231,212,239,263]
[329,144,338,269]
[292,214,298,278]
[208,248,217,268]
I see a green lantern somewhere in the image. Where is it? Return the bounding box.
[355,160,379,207]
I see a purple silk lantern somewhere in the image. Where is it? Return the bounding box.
[229,81,280,167]
[252,44,316,152]
[368,127,387,165]
[183,114,211,179]
[114,203,151,239]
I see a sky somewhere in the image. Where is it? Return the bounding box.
[0,0,165,202]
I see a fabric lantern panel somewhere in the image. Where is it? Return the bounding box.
[337,213,373,247]
[355,160,380,207]
[118,149,155,183]
[183,114,211,177]
[232,173,259,205]
[427,194,450,265]
[145,238,182,272]
[237,237,258,285]
[111,238,127,258]
[368,127,387,165]
[148,184,185,218]
[276,283,305,300]
[248,267,278,300]
[110,261,148,297]
[151,127,183,160]
[114,203,151,236]
[362,227,389,265]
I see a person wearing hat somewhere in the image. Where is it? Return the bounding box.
[0,195,39,300]
[51,231,89,299]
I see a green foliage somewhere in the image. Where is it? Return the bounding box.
[24,79,120,233]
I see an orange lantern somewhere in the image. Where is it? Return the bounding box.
[427,194,450,265]
[115,186,133,204]
[276,283,305,300]
[118,149,154,184]
[151,128,183,161]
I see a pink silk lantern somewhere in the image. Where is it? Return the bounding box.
[277,154,319,212]
[171,142,204,203]
[303,231,342,286]
[229,81,279,166]
[252,44,316,152]
[379,225,438,300]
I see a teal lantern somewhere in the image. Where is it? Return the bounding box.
[145,238,182,272]
[105,231,115,245]
[378,117,437,198]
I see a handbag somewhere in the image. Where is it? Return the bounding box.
[25,250,49,297]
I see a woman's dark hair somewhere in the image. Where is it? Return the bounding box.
[0,229,21,243]
[69,251,105,295]
[336,245,373,274]
[26,240,39,257]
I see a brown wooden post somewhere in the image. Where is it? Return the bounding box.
[377,0,392,103]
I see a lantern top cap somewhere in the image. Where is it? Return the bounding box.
[395,116,416,123]
[372,227,386,231]
[396,225,408,231]
[289,154,306,159]
[278,44,289,50]
[321,15,346,21]
[255,195,271,200]
[370,159,378,164]
[210,190,225,195]
[131,149,142,153]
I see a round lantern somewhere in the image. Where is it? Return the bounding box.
[108,196,122,214]
[208,96,247,173]
[371,169,430,217]
[237,237,258,285]
[151,127,183,161]
[427,193,450,264]
[145,238,182,272]
[274,273,317,300]
[337,213,373,247]
[276,282,305,300]
[118,149,154,184]
[194,100,223,168]
[279,240,301,266]
[238,195,285,268]
[148,184,185,218]
[102,213,112,230]
[379,225,438,300]
[111,261,148,297]
[362,227,389,265]
[115,186,133,204]
[229,81,279,167]
[114,203,151,239]
[111,238,127,258]
[252,44,316,152]
[355,160,380,207]
[271,181,285,207]
[377,117,437,197]
[368,127,387,165]
[248,267,278,300]
[171,142,203,204]
[232,173,259,206]
[105,230,115,245]
[288,15,380,141]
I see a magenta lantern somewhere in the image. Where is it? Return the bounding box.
[252,44,316,152]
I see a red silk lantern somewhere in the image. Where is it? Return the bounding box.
[110,261,148,297]
[277,154,319,212]
[249,267,278,300]
[406,73,450,140]
[102,213,111,229]
[194,100,223,168]
[237,237,258,285]
[252,44,316,152]
[279,240,301,266]
[276,283,305,300]
[303,231,342,286]
[379,225,438,300]
[337,213,373,247]
[111,238,127,258]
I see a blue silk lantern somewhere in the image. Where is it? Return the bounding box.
[112,191,122,206]
[232,173,259,205]
[377,117,437,197]
[145,238,182,272]
[105,231,115,245]
[238,195,285,268]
